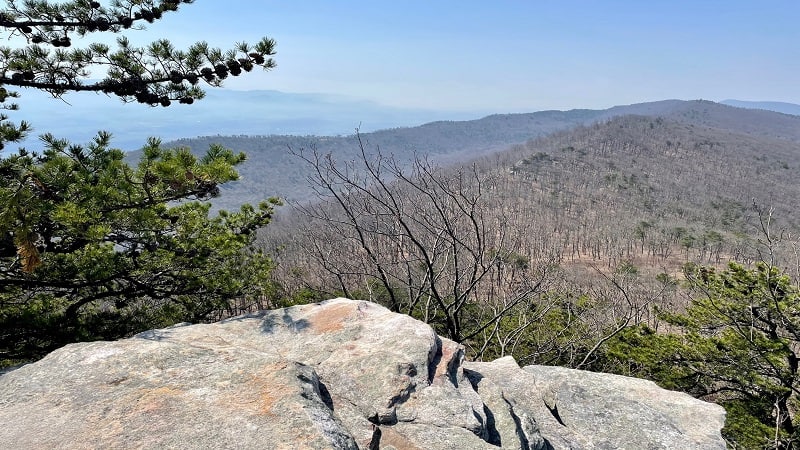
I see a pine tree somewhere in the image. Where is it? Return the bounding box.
[606,262,800,448]
[0,0,280,365]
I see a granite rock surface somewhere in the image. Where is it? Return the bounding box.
[0,298,726,449]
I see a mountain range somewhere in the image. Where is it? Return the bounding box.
[151,99,800,212]
[9,86,799,153]
[9,88,484,150]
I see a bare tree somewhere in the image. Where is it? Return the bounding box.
[290,134,556,346]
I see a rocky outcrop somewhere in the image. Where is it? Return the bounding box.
[0,298,725,449]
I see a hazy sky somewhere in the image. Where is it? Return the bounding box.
[110,1,800,113]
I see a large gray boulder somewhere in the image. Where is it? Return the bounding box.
[0,298,725,449]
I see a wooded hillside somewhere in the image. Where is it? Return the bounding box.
[261,105,800,295]
[157,100,800,213]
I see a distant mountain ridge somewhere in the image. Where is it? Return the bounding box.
[161,108,607,207]
[10,88,799,153]
[721,99,800,116]
[6,88,485,150]
[151,99,800,209]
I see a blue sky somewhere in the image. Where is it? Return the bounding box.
[93,1,800,114]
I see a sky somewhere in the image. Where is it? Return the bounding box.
[119,0,799,115]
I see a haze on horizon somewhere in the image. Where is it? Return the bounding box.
[121,0,800,114]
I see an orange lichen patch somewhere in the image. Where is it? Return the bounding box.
[81,414,124,442]
[432,340,462,382]
[254,380,289,415]
[133,386,184,414]
[222,362,292,416]
[305,302,359,333]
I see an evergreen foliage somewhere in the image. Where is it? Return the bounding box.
[605,262,800,449]
[0,0,275,149]
[0,0,279,365]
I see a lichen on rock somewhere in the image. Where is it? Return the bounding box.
[0,298,725,449]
